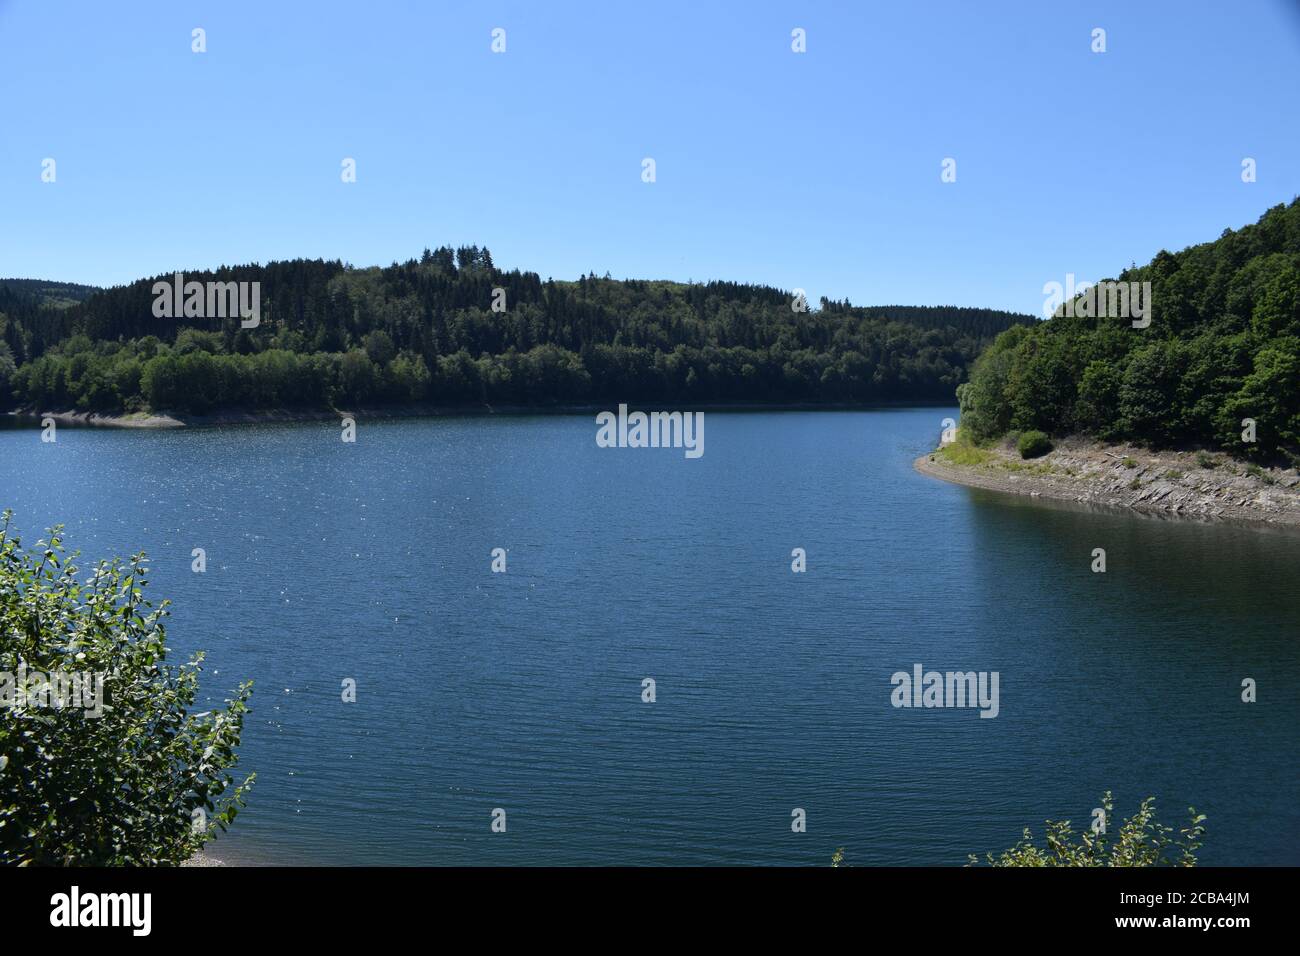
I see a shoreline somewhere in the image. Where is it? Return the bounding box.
[915,435,1300,530]
[180,852,227,867]
[5,400,952,430]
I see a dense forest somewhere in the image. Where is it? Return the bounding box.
[959,200,1300,462]
[0,280,98,309]
[0,252,1033,415]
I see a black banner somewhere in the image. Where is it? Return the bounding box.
[1,865,1283,941]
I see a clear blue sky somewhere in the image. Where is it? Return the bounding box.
[2,0,1298,315]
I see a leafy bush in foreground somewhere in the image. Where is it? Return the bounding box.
[0,512,253,865]
[970,792,1206,867]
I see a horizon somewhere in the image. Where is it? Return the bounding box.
[3,0,1298,314]
[6,195,1294,318]
[1,196,1289,319]
[0,256,1047,318]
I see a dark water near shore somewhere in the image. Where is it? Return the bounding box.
[2,409,1297,865]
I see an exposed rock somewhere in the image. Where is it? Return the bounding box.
[915,436,1300,529]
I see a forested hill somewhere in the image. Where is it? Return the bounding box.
[0,279,100,308]
[958,199,1300,461]
[0,249,1035,415]
[819,302,1036,339]
[0,280,100,335]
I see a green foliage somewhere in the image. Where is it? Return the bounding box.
[1075,360,1123,438]
[1007,333,1081,433]
[2,254,1034,414]
[361,329,396,366]
[970,792,1206,867]
[959,200,1300,461]
[958,325,1031,441]
[0,512,253,865]
[1223,337,1300,454]
[938,431,991,466]
[1017,430,1052,459]
[1119,340,1191,444]
[0,341,16,409]
[0,279,97,310]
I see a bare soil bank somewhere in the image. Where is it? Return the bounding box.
[915,436,1300,529]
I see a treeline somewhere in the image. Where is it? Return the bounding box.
[958,200,1300,461]
[0,279,98,309]
[820,302,1037,339]
[1,247,1035,414]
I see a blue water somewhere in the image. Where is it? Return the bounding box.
[2,409,1297,865]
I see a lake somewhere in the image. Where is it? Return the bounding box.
[2,408,1297,865]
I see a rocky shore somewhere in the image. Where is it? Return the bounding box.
[915,435,1300,529]
[180,853,227,867]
